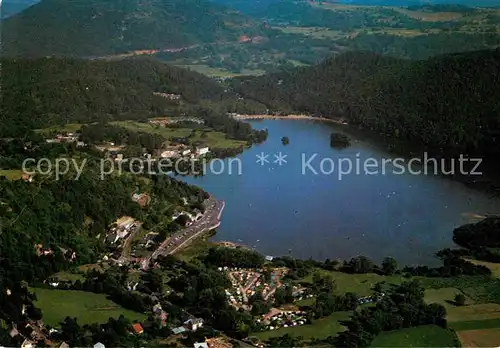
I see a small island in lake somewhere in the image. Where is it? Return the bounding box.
[281,136,289,145]
[330,132,351,149]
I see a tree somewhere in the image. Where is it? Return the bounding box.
[330,132,350,148]
[312,272,336,294]
[382,257,398,275]
[346,256,374,274]
[454,293,466,306]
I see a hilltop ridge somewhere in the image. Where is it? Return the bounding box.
[2,0,269,57]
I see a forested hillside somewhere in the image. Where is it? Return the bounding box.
[2,0,269,57]
[0,57,266,137]
[232,49,500,155]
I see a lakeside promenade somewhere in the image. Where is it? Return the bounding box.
[144,197,225,267]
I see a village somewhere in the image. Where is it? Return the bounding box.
[217,266,314,331]
[43,115,211,165]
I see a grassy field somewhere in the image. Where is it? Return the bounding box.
[252,311,350,341]
[424,287,500,322]
[31,287,147,326]
[179,64,265,77]
[420,275,500,304]
[313,2,465,21]
[35,123,85,135]
[370,325,458,347]
[465,259,500,278]
[52,271,85,283]
[299,269,404,297]
[0,169,24,180]
[456,328,500,347]
[393,8,464,21]
[111,121,246,149]
[274,26,349,39]
[450,318,500,331]
[175,236,214,262]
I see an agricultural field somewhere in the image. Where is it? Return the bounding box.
[31,287,147,326]
[35,123,85,135]
[298,269,404,297]
[420,275,500,304]
[370,325,459,347]
[456,328,500,347]
[179,64,266,77]
[0,169,24,180]
[425,287,500,322]
[111,121,247,149]
[51,271,85,283]
[274,26,349,39]
[465,258,500,278]
[252,311,350,341]
[392,7,464,21]
[174,235,215,262]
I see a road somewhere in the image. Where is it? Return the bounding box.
[144,197,225,267]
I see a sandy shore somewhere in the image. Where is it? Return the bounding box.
[232,114,348,125]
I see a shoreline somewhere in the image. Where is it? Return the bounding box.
[145,197,224,266]
[232,114,348,125]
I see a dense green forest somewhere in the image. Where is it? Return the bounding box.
[0,150,204,283]
[337,32,500,59]
[0,57,267,138]
[233,49,500,156]
[2,0,270,57]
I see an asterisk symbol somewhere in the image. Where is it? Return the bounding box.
[256,152,269,166]
[274,152,287,166]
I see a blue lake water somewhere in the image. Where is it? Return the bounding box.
[178,120,500,266]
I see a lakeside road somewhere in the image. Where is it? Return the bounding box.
[147,197,225,264]
[232,114,348,125]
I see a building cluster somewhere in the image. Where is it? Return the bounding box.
[149,116,205,125]
[34,245,76,262]
[45,133,86,148]
[257,310,308,331]
[132,192,150,207]
[220,267,303,309]
[194,337,233,348]
[160,146,210,159]
[152,303,168,327]
[137,231,160,251]
[152,92,182,100]
[359,293,385,305]
[172,208,204,227]
[171,317,204,335]
[8,318,51,348]
[105,216,138,246]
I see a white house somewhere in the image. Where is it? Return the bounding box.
[161,150,178,158]
[21,339,34,348]
[193,343,208,348]
[94,343,105,348]
[184,318,204,331]
[196,147,210,156]
[182,149,191,156]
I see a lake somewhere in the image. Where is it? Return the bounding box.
[179,120,500,266]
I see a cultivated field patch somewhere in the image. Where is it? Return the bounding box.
[457,328,500,347]
[31,287,147,326]
[370,325,459,347]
